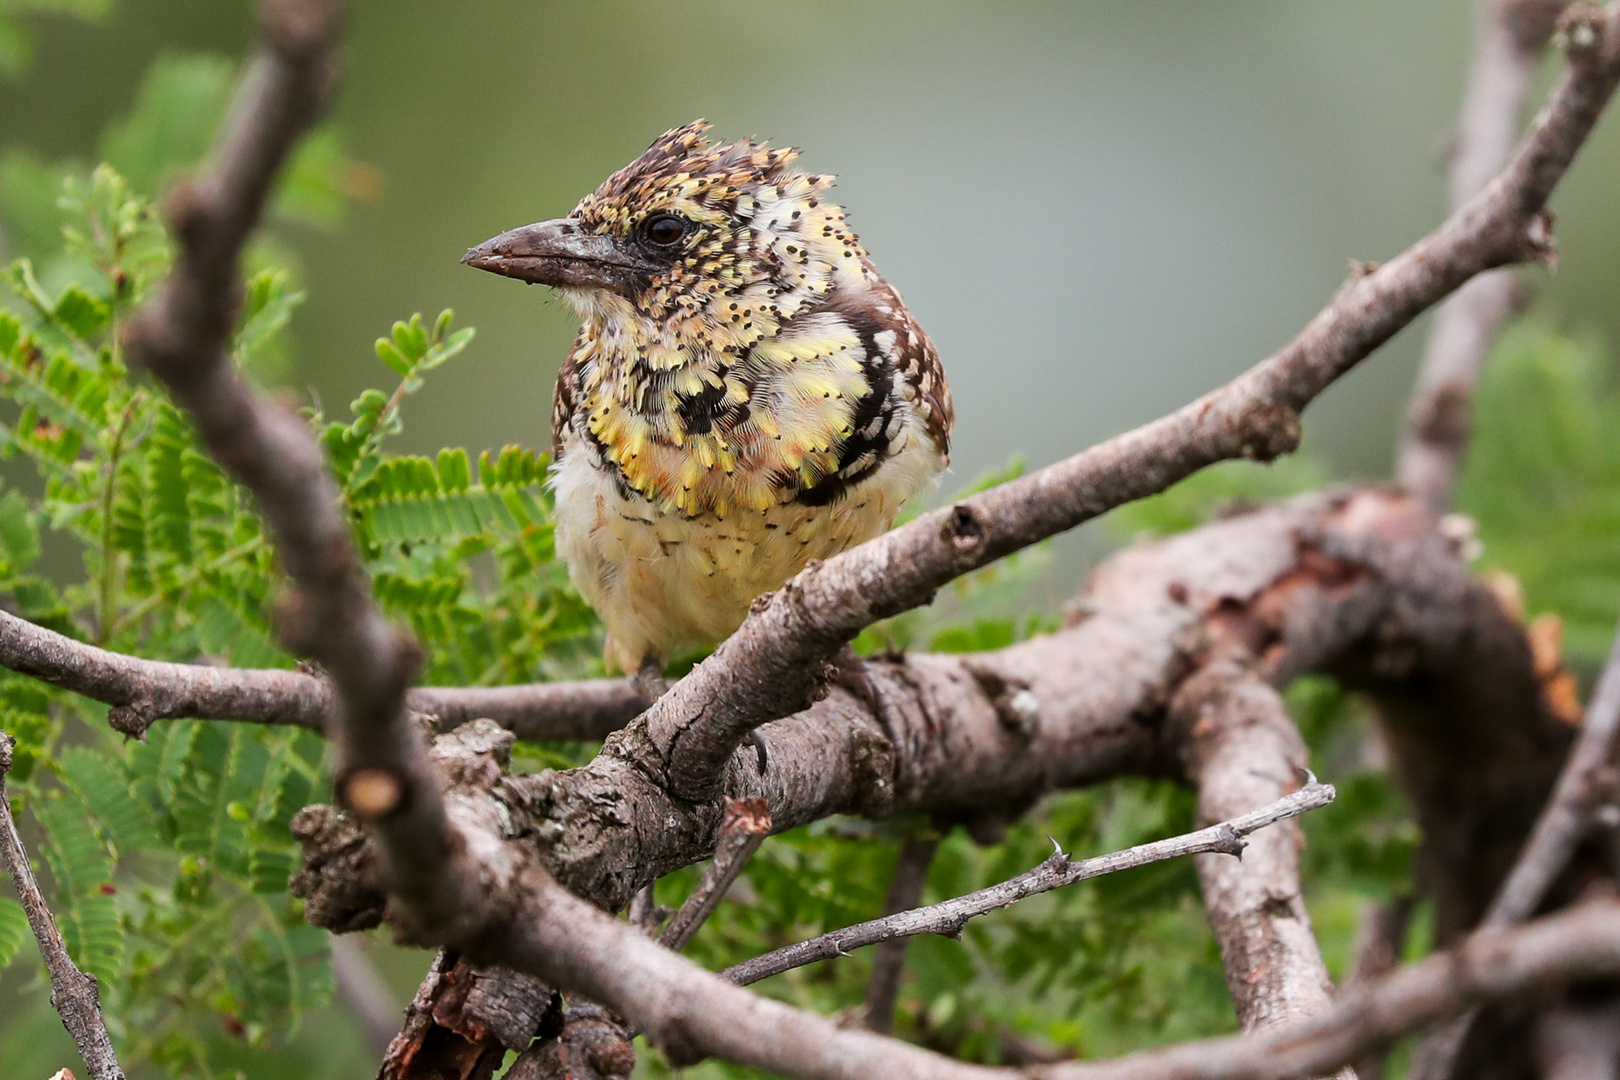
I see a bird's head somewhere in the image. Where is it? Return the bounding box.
[463,121,871,357]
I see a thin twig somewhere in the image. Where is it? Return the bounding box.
[658,799,770,952]
[1397,0,1572,511]
[719,782,1335,987]
[329,934,399,1059]
[627,885,659,936]
[864,836,939,1034]
[639,1,1620,804]
[0,608,645,741]
[494,834,1620,1080]
[0,734,126,1080]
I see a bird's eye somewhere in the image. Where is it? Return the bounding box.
[645,215,687,246]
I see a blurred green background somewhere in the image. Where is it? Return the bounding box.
[2,1,1618,1076]
[6,0,1616,499]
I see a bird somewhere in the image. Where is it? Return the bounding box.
[463,121,952,688]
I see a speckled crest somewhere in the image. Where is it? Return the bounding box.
[572,120,824,239]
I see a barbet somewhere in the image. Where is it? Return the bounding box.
[464,121,953,680]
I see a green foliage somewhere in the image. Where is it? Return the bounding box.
[0,0,111,77]
[0,894,26,968]
[0,49,586,1075]
[1458,318,1620,664]
[0,24,1615,1080]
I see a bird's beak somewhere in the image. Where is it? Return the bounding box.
[462,218,649,294]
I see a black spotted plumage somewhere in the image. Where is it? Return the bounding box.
[469,121,953,673]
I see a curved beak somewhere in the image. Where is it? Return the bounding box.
[462,218,650,294]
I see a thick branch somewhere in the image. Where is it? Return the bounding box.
[1406,613,1620,1079]
[1487,618,1620,926]
[1397,0,1571,511]
[719,782,1334,987]
[863,836,939,1034]
[1171,664,1348,1067]
[643,3,1620,802]
[0,734,126,1080]
[293,489,1567,922]
[0,608,643,741]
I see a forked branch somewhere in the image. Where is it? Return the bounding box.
[641,1,1620,803]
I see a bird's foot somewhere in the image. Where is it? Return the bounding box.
[632,657,669,702]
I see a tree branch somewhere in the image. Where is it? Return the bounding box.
[0,734,126,1080]
[863,835,939,1034]
[121,0,545,952]
[640,0,1620,803]
[387,818,1620,1080]
[72,2,1620,1078]
[1170,664,1352,1078]
[1037,902,1620,1080]
[1486,617,1620,926]
[293,489,1565,925]
[1397,0,1572,511]
[718,782,1334,988]
[329,934,400,1060]
[657,798,770,952]
[0,608,644,741]
[1407,613,1620,1078]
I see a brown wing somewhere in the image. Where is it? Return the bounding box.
[851,270,952,458]
[892,296,953,460]
[787,276,951,507]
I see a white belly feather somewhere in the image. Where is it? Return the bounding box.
[552,418,944,674]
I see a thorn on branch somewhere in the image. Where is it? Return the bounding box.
[1210,824,1248,858]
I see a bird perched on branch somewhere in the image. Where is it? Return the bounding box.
[464,121,952,686]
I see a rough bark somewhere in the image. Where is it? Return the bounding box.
[1171,666,1345,1048]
